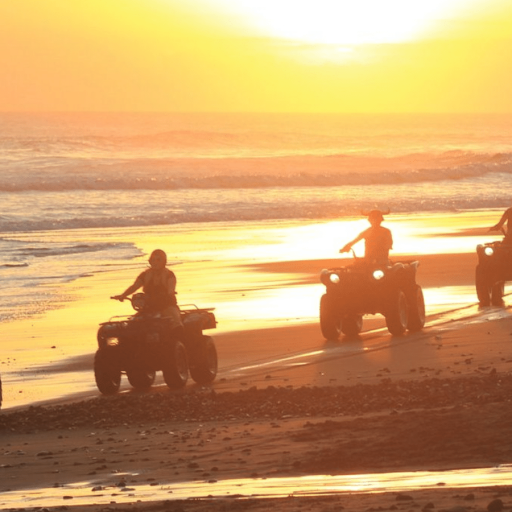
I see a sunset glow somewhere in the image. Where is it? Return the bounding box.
[1,0,511,112]
[209,0,480,44]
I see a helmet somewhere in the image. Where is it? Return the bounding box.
[368,209,384,221]
[361,208,390,221]
[149,249,167,266]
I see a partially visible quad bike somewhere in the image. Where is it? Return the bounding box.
[319,251,426,339]
[0,374,2,409]
[94,293,218,395]
[475,233,512,307]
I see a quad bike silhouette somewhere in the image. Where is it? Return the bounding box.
[476,228,512,307]
[319,250,425,339]
[94,293,218,395]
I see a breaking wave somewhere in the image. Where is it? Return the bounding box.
[1,151,512,192]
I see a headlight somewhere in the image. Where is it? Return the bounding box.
[484,247,494,257]
[131,292,146,311]
[372,269,385,280]
[98,323,117,341]
[329,273,340,284]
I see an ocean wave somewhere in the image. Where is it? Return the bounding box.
[18,243,131,258]
[0,237,143,323]
[1,152,512,192]
[1,237,139,263]
[0,177,510,233]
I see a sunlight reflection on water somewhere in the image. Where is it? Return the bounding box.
[3,465,512,509]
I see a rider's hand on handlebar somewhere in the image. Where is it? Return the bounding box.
[111,295,125,302]
[339,244,351,253]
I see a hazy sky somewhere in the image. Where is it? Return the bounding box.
[1,0,511,112]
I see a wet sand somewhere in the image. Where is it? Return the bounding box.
[2,312,512,511]
[2,211,512,510]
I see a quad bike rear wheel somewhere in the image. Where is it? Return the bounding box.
[385,289,408,336]
[190,335,218,385]
[94,348,121,395]
[163,340,189,389]
[491,281,505,307]
[407,285,426,332]
[320,294,342,340]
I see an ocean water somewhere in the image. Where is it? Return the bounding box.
[1,112,512,323]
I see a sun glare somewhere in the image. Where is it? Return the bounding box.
[212,0,481,45]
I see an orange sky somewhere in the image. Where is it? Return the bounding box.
[1,0,511,113]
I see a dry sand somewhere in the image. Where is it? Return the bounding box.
[2,214,512,511]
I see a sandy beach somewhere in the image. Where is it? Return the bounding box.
[1,211,512,511]
[4,0,512,507]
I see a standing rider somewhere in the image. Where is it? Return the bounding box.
[490,205,512,245]
[339,210,393,266]
[112,249,182,330]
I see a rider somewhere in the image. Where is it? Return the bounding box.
[490,206,512,245]
[339,210,393,266]
[112,249,182,329]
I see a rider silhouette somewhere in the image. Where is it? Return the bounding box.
[490,206,512,245]
[112,249,182,329]
[340,210,393,266]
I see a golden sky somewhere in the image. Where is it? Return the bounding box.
[1,0,511,112]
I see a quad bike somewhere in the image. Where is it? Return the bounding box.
[319,250,425,339]
[475,229,512,306]
[94,293,218,395]
[0,374,2,409]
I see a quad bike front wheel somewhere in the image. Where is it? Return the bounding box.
[126,368,156,390]
[475,264,492,306]
[163,340,189,389]
[407,285,426,332]
[341,314,363,337]
[94,348,121,395]
[385,289,408,336]
[320,294,342,340]
[476,263,505,307]
[190,335,218,385]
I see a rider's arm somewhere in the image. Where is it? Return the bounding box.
[340,231,365,253]
[113,275,144,301]
[491,209,511,231]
